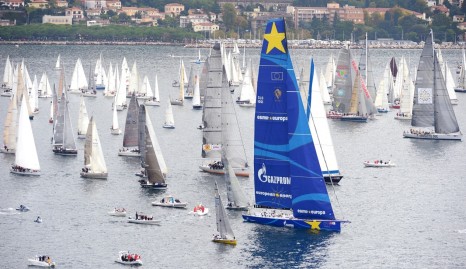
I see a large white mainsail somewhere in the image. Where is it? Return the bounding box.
[128,61,139,97]
[163,100,175,128]
[115,66,127,110]
[111,96,121,135]
[437,49,458,104]
[78,96,90,139]
[12,96,40,174]
[192,75,202,109]
[30,75,39,113]
[1,94,17,153]
[2,55,13,90]
[302,58,342,183]
[81,116,107,178]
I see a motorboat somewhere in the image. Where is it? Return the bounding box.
[152,196,187,208]
[16,205,30,212]
[363,160,396,167]
[127,213,160,225]
[108,208,127,217]
[115,251,142,266]
[27,256,55,267]
[34,216,42,223]
[189,204,209,216]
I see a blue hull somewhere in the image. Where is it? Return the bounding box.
[95,85,105,90]
[340,117,367,122]
[242,214,342,232]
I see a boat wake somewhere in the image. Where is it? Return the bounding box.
[457,229,466,234]
[0,208,19,215]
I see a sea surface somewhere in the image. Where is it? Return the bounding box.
[1,45,466,268]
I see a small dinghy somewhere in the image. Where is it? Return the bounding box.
[152,195,187,208]
[16,205,30,212]
[108,208,127,217]
[127,212,160,225]
[34,216,42,223]
[115,251,143,266]
[189,204,209,216]
[28,255,55,267]
[363,160,396,167]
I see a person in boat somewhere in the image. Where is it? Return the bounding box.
[135,212,138,220]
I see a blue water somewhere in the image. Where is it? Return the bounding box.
[0,45,466,268]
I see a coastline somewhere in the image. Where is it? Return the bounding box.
[0,40,463,49]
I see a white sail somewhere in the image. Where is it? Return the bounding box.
[2,94,17,153]
[55,54,61,70]
[129,62,139,96]
[146,109,167,175]
[2,55,13,89]
[324,54,336,88]
[30,75,39,113]
[319,70,331,104]
[164,100,175,127]
[70,58,88,92]
[15,96,40,170]
[303,59,341,179]
[112,96,120,131]
[141,75,152,97]
[105,63,115,96]
[84,116,107,174]
[78,96,90,137]
[192,76,201,108]
[238,59,256,106]
[115,67,127,110]
[153,74,160,102]
[38,72,52,98]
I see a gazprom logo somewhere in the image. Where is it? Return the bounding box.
[257,163,291,185]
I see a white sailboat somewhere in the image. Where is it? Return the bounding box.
[77,96,89,139]
[145,74,160,106]
[10,96,40,176]
[437,49,458,104]
[94,53,106,90]
[1,55,13,95]
[394,57,414,120]
[163,100,175,129]
[190,49,205,64]
[212,181,236,245]
[30,75,39,114]
[139,75,151,100]
[80,116,108,179]
[302,58,343,184]
[38,72,52,98]
[69,58,88,94]
[192,75,202,109]
[319,70,332,105]
[55,54,62,70]
[1,94,17,154]
[115,66,127,110]
[110,97,122,135]
[237,59,255,107]
[104,63,115,97]
[128,62,140,98]
[455,48,466,92]
[171,60,185,105]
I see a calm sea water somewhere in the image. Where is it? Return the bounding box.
[1,45,466,268]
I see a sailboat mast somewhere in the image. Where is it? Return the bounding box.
[365,32,368,87]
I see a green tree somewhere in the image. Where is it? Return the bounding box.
[222,3,236,32]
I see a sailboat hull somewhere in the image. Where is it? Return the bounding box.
[324,175,342,184]
[454,88,466,92]
[0,148,15,154]
[10,169,40,176]
[144,100,160,106]
[80,172,108,179]
[140,182,167,189]
[212,238,237,245]
[53,148,78,155]
[242,214,343,232]
[403,132,462,141]
[110,128,122,135]
[118,150,140,157]
[170,100,183,106]
[199,165,249,177]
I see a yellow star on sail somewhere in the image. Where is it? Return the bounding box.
[307,220,321,230]
[263,22,286,54]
